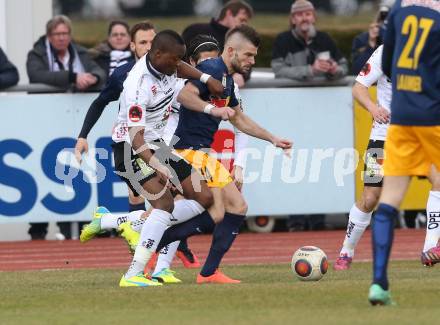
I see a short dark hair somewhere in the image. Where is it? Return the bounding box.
[225,25,260,47]
[218,0,254,20]
[130,21,155,41]
[107,20,130,36]
[151,30,185,53]
[187,35,220,62]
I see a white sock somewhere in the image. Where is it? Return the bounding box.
[340,204,372,257]
[127,201,203,233]
[125,209,172,278]
[423,191,440,252]
[131,218,146,232]
[153,241,180,274]
[170,200,204,225]
[100,210,144,230]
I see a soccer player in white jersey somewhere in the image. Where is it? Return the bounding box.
[92,35,250,284]
[145,35,250,282]
[334,44,440,270]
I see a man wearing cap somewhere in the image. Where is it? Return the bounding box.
[271,0,348,81]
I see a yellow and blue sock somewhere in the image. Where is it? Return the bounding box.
[372,203,398,290]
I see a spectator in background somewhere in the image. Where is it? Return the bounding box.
[351,2,393,75]
[26,15,106,91]
[0,47,19,90]
[182,0,253,87]
[271,0,348,81]
[89,20,133,77]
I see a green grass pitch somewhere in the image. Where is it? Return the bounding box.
[1,261,439,324]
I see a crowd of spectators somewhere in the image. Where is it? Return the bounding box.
[0,0,395,237]
[0,0,393,93]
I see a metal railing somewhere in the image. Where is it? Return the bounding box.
[1,71,356,93]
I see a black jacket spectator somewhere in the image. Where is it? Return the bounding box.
[182,18,229,51]
[272,30,348,81]
[26,36,105,90]
[0,47,19,90]
[351,31,378,75]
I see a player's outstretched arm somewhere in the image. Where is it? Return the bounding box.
[229,106,292,155]
[177,83,235,120]
[176,61,224,96]
[75,74,122,163]
[352,81,389,124]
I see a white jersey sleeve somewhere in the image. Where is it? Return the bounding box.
[355,45,384,88]
[232,83,249,169]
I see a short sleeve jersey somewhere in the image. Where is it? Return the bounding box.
[383,0,440,126]
[112,54,178,144]
[173,57,239,150]
[356,45,392,141]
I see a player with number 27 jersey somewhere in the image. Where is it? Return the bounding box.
[382,0,440,177]
[383,0,440,125]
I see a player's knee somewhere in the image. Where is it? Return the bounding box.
[238,199,248,215]
[209,205,225,223]
[228,196,248,215]
[361,192,379,212]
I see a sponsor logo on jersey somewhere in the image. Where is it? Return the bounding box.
[360,63,371,76]
[164,87,172,95]
[210,97,230,108]
[129,105,143,122]
[151,85,157,96]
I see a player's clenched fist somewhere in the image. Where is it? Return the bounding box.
[272,136,293,156]
[211,106,235,121]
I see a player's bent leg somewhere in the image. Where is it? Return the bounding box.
[198,183,246,283]
[335,186,381,270]
[123,175,175,285]
[422,165,440,266]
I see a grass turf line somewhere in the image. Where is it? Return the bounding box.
[1,261,440,324]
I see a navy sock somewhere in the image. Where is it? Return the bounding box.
[156,211,215,252]
[177,238,189,252]
[129,202,145,212]
[372,203,398,291]
[200,212,245,277]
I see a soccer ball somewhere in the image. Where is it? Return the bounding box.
[291,246,328,281]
